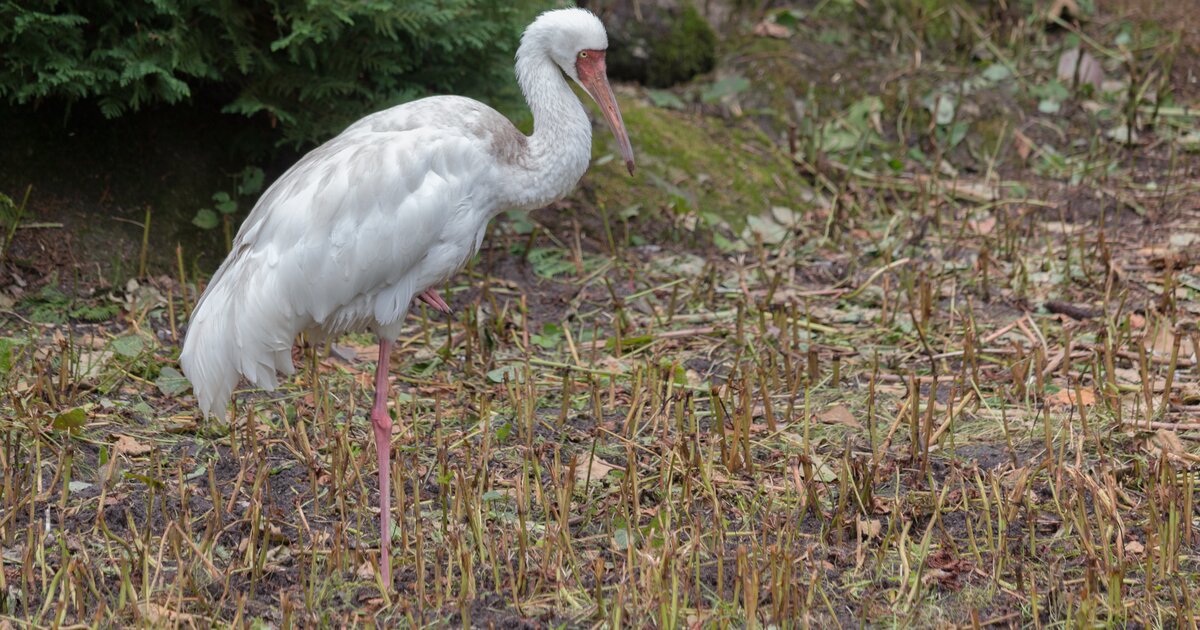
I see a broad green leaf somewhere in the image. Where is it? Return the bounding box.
[1105,124,1137,143]
[213,191,238,214]
[700,76,750,104]
[712,231,746,253]
[124,472,164,489]
[111,335,144,358]
[530,324,561,348]
[930,95,956,125]
[192,208,219,229]
[486,364,524,384]
[155,366,191,396]
[744,214,788,245]
[527,248,578,278]
[503,209,535,235]
[606,334,653,351]
[185,464,208,481]
[646,89,685,110]
[772,8,805,26]
[238,167,265,196]
[981,63,1012,83]
[53,407,88,432]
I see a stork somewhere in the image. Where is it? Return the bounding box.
[179,8,634,587]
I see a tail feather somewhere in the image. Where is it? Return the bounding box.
[180,258,298,418]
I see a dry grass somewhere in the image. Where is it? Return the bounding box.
[2,0,1200,627]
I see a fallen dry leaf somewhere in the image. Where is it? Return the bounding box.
[1047,0,1081,22]
[1013,129,1035,161]
[575,453,620,485]
[1046,387,1096,408]
[73,350,113,381]
[968,216,997,235]
[1115,372,1170,392]
[113,434,153,456]
[1042,221,1085,235]
[596,355,631,374]
[81,334,107,350]
[164,417,198,433]
[1154,430,1184,456]
[1057,48,1105,90]
[328,343,360,363]
[857,517,881,539]
[753,20,792,39]
[139,602,194,625]
[771,205,799,226]
[1144,320,1194,358]
[334,340,379,363]
[356,561,378,580]
[817,404,862,429]
[924,549,972,591]
[934,178,1000,203]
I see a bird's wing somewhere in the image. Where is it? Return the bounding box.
[183,121,495,414]
[247,125,493,320]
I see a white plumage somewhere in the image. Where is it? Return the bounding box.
[179,7,633,588]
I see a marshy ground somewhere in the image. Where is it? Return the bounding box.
[2,1,1200,627]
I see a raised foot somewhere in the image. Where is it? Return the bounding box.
[416,288,452,314]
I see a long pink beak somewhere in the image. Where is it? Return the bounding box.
[577,51,635,176]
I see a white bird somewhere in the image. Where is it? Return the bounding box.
[179,8,633,587]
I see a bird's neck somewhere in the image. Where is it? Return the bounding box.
[506,50,593,210]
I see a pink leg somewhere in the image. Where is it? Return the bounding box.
[416,288,452,314]
[371,338,394,588]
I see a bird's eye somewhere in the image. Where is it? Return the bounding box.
[579,51,588,58]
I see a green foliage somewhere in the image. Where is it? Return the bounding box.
[155,366,190,397]
[527,247,585,278]
[19,276,120,323]
[51,407,88,433]
[193,188,245,230]
[0,337,20,376]
[0,1,550,146]
[192,165,265,243]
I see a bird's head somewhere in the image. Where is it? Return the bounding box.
[524,8,635,176]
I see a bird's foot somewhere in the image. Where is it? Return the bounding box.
[416,288,452,314]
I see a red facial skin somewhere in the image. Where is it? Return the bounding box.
[575,49,635,176]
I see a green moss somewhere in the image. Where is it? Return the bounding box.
[587,97,796,227]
